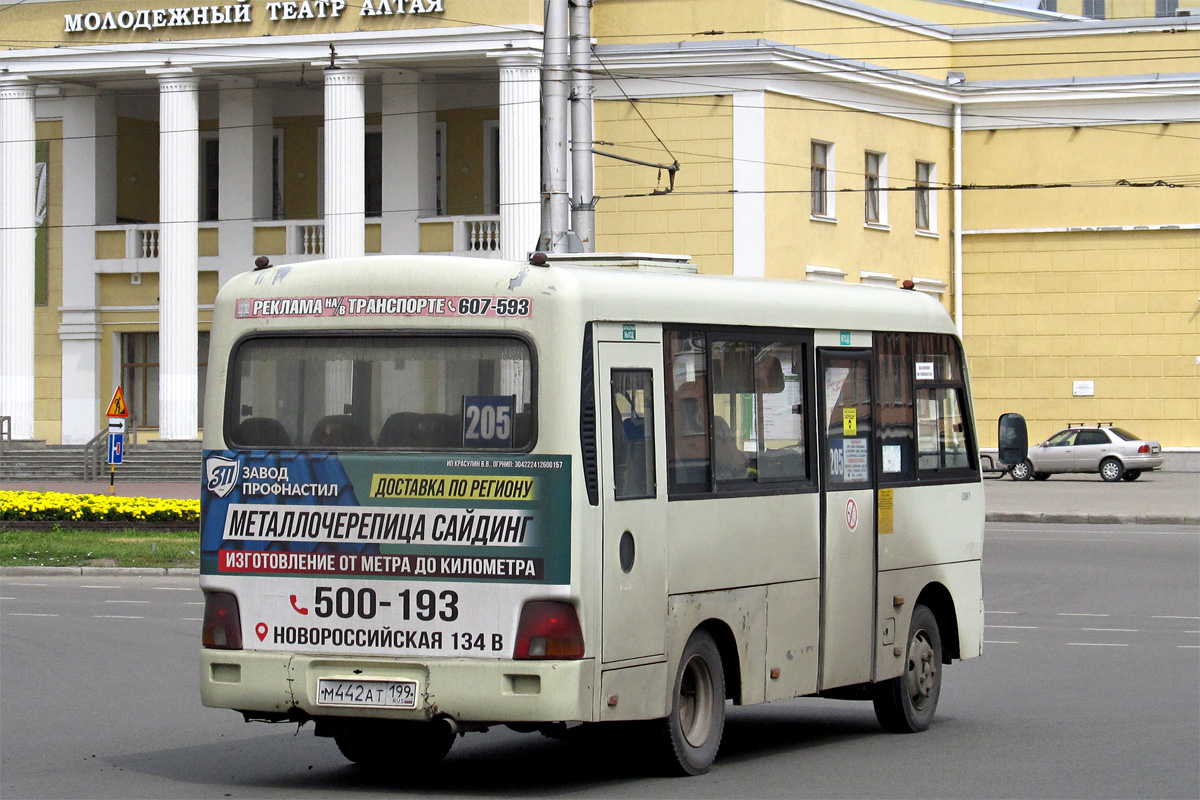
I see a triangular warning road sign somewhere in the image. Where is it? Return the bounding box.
[106,385,130,418]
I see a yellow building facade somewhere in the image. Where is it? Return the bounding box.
[1,0,1196,459]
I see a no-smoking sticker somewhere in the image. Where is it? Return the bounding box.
[846,498,859,532]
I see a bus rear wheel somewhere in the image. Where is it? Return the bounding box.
[334,721,454,769]
[653,629,725,776]
[873,604,942,733]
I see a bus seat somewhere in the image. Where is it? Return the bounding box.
[378,412,459,448]
[308,415,372,448]
[512,411,532,446]
[235,417,292,448]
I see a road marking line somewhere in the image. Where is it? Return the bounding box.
[0,596,15,600]
[7,582,48,587]
[184,602,204,606]
[984,640,1020,644]
[181,617,203,622]
[105,599,150,604]
[154,587,194,591]
[1057,613,1109,617]
[987,625,1038,629]
[1082,628,1138,632]
[93,615,144,619]
[1153,616,1200,620]
[986,611,1019,615]
[1180,645,1200,649]
[1067,642,1128,647]
[8,612,58,617]
[80,585,121,590]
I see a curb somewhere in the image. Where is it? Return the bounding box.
[985,512,1199,525]
[0,566,199,576]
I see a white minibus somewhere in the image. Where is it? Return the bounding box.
[200,253,1001,775]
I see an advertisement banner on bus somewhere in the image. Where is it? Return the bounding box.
[200,451,571,657]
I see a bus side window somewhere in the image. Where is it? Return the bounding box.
[665,331,712,494]
[610,370,656,501]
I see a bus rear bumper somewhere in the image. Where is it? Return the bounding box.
[201,649,596,724]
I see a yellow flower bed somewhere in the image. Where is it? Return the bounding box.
[0,490,200,523]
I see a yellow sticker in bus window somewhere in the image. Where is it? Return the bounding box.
[843,408,857,436]
[878,488,894,535]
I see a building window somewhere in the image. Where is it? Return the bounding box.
[201,135,219,222]
[435,122,448,216]
[1082,0,1105,18]
[484,121,500,215]
[865,151,885,224]
[1038,0,1056,11]
[121,332,210,429]
[916,161,935,232]
[1156,0,1178,15]
[365,130,382,218]
[272,130,285,220]
[811,141,832,218]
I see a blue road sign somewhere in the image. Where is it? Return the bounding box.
[108,432,124,465]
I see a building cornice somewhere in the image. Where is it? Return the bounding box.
[0,25,543,81]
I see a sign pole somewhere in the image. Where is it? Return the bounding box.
[105,387,129,495]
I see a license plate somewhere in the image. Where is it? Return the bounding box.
[317,679,418,709]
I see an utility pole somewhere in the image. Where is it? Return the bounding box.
[569,0,595,252]
[539,0,571,253]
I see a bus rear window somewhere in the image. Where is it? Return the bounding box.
[226,335,534,451]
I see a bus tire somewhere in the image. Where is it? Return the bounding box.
[873,604,942,733]
[653,629,726,776]
[334,721,454,769]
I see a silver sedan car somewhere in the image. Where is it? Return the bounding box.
[1011,425,1164,482]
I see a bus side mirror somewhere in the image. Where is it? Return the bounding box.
[997,413,1028,466]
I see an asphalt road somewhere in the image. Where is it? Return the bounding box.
[1,520,1197,799]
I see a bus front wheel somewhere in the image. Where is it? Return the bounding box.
[653,629,726,776]
[334,721,454,769]
[873,604,942,733]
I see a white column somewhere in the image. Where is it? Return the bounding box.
[733,91,765,277]
[496,53,542,261]
[158,73,200,440]
[381,69,427,255]
[59,89,116,443]
[0,78,37,441]
[219,78,274,281]
[324,68,365,259]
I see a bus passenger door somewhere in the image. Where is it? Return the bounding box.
[817,349,876,690]
[597,338,667,664]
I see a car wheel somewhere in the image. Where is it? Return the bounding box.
[1121,470,1141,481]
[1010,459,1033,481]
[1032,472,1051,481]
[1099,457,1125,482]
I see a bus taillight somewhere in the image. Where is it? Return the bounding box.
[202,591,244,650]
[513,601,584,659]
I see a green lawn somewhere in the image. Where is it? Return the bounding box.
[0,529,200,569]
